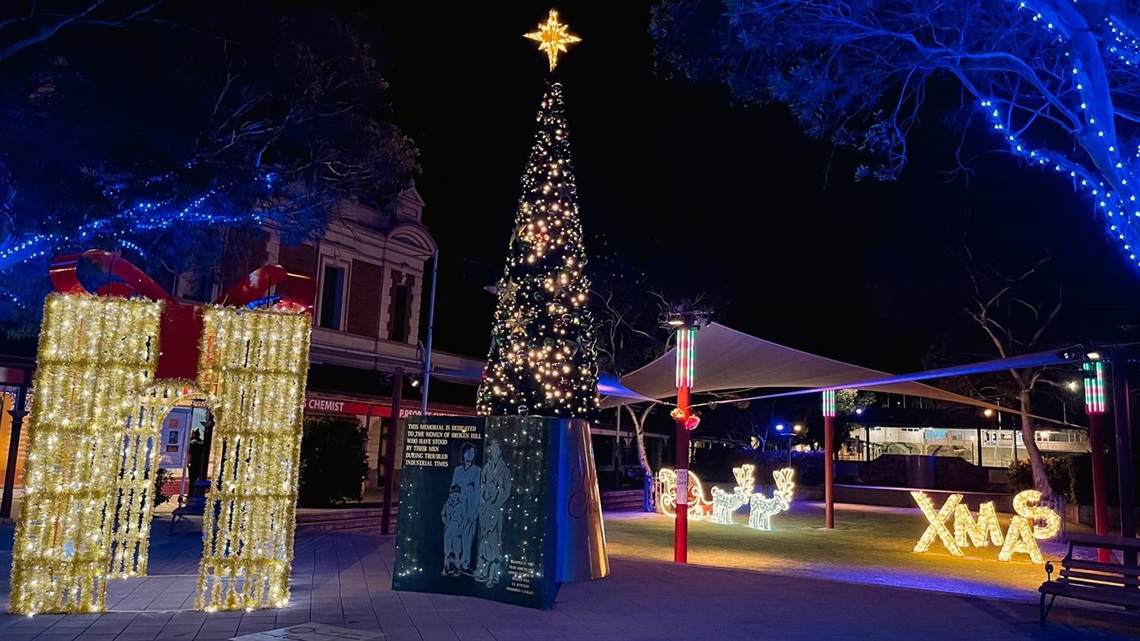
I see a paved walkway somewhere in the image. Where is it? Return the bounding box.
[1,523,1138,640]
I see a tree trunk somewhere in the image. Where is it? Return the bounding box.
[1018,389,1052,499]
[624,403,655,479]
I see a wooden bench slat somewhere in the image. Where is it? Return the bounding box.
[1061,558,1140,580]
[1060,568,1140,588]
[1064,534,1140,551]
[1040,581,1140,608]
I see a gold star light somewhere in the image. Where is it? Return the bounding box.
[524,9,581,71]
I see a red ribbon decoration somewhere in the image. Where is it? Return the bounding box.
[50,249,314,380]
[669,406,701,431]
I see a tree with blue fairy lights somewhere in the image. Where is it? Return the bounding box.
[0,0,418,334]
[651,0,1140,273]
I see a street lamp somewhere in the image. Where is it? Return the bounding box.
[775,423,803,467]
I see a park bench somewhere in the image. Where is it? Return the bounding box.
[1038,532,1140,624]
[169,480,215,533]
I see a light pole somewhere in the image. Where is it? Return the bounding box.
[420,248,439,417]
[381,366,405,536]
[665,307,708,565]
[823,389,836,529]
[1082,358,1110,562]
[0,363,31,520]
[775,423,803,467]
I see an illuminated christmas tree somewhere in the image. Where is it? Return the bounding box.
[477,34,599,419]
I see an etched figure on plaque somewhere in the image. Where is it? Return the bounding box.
[440,484,465,576]
[450,442,481,574]
[475,439,512,587]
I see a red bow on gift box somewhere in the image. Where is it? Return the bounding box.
[49,249,314,380]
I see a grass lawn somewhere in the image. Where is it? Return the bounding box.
[602,500,1089,601]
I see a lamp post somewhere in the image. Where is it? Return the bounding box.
[420,248,439,417]
[381,366,405,536]
[665,307,707,564]
[0,364,31,520]
[775,423,803,467]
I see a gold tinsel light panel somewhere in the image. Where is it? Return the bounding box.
[10,295,312,615]
[108,382,200,579]
[10,295,162,614]
[195,306,311,611]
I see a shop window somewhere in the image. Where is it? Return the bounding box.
[390,282,410,342]
[318,264,346,330]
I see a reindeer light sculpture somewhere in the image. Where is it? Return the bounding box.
[749,468,795,530]
[710,464,755,524]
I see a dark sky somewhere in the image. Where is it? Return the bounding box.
[362,1,1140,374]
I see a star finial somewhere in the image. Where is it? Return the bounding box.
[524,9,581,72]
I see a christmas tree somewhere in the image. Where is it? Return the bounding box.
[476,80,599,420]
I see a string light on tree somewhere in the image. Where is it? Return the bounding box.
[477,19,598,420]
[979,2,1140,269]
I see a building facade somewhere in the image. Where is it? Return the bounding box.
[0,185,487,494]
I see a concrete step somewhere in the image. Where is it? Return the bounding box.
[296,508,388,522]
[295,507,396,533]
[601,489,647,512]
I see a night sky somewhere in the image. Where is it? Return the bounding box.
[363,1,1140,375]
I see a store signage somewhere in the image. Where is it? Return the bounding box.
[304,396,463,419]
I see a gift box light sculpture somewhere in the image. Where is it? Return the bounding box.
[10,251,312,615]
[196,307,311,611]
[911,489,1060,563]
[10,295,163,614]
[109,383,201,579]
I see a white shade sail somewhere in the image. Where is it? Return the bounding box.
[605,323,1033,412]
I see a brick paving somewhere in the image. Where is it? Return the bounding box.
[1,522,1138,640]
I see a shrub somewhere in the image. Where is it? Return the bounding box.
[299,416,370,507]
[689,447,825,486]
[152,467,174,508]
[752,450,825,486]
[1007,456,1075,501]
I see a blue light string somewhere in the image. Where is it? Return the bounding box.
[0,182,251,271]
[1002,1,1140,269]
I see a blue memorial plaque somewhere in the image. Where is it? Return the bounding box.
[393,415,561,609]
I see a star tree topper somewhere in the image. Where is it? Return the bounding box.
[524,9,581,71]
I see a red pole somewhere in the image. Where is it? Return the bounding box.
[824,414,835,529]
[1088,413,1110,562]
[674,384,690,564]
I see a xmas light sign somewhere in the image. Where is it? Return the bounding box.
[911,490,1061,564]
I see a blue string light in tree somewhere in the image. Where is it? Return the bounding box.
[0,182,251,271]
[983,1,1140,268]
